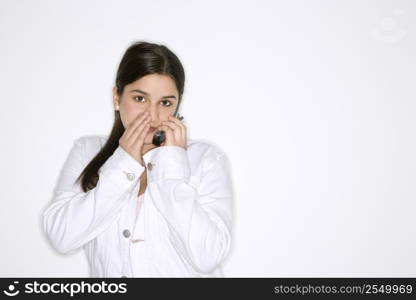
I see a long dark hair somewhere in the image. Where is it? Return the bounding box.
[75,41,185,192]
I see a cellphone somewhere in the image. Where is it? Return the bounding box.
[152,112,184,146]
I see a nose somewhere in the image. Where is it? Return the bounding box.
[147,106,160,126]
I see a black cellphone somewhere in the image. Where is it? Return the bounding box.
[152,113,184,146]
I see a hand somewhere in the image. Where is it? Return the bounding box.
[158,115,187,150]
[118,111,151,166]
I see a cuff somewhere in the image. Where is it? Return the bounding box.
[98,145,145,190]
[143,146,191,183]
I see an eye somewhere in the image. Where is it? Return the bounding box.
[133,96,146,102]
[161,100,172,107]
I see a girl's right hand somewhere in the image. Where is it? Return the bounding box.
[119,111,151,166]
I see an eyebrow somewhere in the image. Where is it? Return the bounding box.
[129,88,177,100]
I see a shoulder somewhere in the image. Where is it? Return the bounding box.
[72,134,107,159]
[74,134,107,145]
[186,138,231,171]
[187,138,227,157]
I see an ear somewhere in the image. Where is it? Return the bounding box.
[112,86,120,111]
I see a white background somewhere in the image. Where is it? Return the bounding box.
[0,0,415,277]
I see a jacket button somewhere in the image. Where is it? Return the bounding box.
[147,162,153,171]
[122,229,131,238]
[125,172,135,181]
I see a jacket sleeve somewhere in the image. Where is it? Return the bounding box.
[146,145,234,274]
[42,137,145,254]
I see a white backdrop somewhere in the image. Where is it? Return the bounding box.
[0,0,415,277]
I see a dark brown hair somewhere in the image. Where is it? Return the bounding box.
[75,41,185,192]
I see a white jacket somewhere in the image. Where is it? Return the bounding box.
[42,135,234,277]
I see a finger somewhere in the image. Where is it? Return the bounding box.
[129,117,150,146]
[158,125,174,145]
[161,121,182,141]
[125,112,150,140]
[161,120,180,132]
[168,115,186,130]
[133,121,151,146]
[127,112,150,138]
[168,115,187,139]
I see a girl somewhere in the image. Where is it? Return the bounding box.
[42,41,234,277]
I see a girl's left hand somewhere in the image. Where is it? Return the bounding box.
[158,115,187,150]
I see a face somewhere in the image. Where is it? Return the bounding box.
[113,74,179,146]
